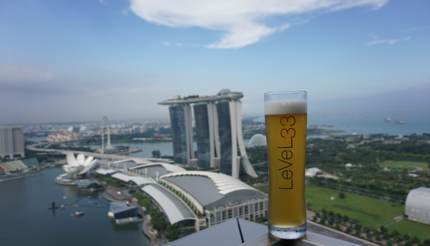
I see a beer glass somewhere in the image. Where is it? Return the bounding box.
[264,90,307,239]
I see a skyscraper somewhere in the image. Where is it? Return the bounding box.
[216,101,232,175]
[160,89,257,179]
[194,103,210,169]
[0,127,25,159]
[169,105,187,164]
[169,105,194,164]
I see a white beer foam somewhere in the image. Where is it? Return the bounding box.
[265,100,307,115]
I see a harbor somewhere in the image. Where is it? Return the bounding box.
[0,167,149,246]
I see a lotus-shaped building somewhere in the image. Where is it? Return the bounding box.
[63,153,98,176]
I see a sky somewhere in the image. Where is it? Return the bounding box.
[0,0,429,125]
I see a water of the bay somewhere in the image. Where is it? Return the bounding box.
[0,167,149,246]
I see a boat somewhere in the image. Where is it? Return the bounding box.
[71,211,85,217]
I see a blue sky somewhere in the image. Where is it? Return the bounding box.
[0,0,429,124]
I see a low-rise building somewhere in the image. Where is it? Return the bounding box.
[0,160,29,173]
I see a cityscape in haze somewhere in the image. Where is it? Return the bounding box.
[1,0,430,246]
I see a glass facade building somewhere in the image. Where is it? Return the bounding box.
[169,105,187,164]
[194,104,211,169]
[161,90,257,179]
[216,101,232,175]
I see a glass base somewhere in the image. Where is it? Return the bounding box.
[269,223,306,240]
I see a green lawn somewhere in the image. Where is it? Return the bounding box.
[307,185,403,227]
[306,185,430,240]
[388,220,430,240]
[379,160,428,170]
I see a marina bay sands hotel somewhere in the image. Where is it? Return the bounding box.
[159,89,257,179]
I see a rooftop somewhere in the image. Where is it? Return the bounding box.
[141,184,196,224]
[158,89,243,105]
[129,163,186,178]
[161,171,266,209]
[111,172,154,186]
[405,186,430,209]
[108,201,138,214]
[168,218,365,246]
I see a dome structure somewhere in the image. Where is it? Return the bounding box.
[64,153,98,175]
[248,134,267,147]
[405,187,430,225]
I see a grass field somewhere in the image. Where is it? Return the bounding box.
[388,220,430,240]
[306,185,403,227]
[254,183,430,240]
[306,185,430,240]
[379,160,428,170]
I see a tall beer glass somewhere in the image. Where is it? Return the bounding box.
[264,91,307,239]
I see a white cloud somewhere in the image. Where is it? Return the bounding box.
[366,35,411,46]
[130,0,388,49]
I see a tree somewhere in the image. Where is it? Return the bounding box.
[423,239,430,246]
[339,192,346,199]
[411,236,420,245]
[321,209,327,215]
[354,224,362,235]
[342,215,349,223]
[166,225,180,241]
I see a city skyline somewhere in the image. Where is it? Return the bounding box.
[1,0,429,124]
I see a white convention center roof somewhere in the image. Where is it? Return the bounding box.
[141,184,196,224]
[161,171,256,195]
[111,172,154,186]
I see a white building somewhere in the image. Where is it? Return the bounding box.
[0,127,25,159]
[405,187,430,225]
[306,167,322,177]
[158,171,267,227]
[248,134,267,147]
[98,162,267,231]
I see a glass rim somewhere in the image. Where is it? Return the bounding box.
[264,90,307,96]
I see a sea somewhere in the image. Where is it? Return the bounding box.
[313,119,430,135]
[253,116,430,135]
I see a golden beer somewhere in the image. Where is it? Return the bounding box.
[265,91,307,239]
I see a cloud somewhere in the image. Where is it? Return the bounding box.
[366,35,411,46]
[130,0,388,49]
